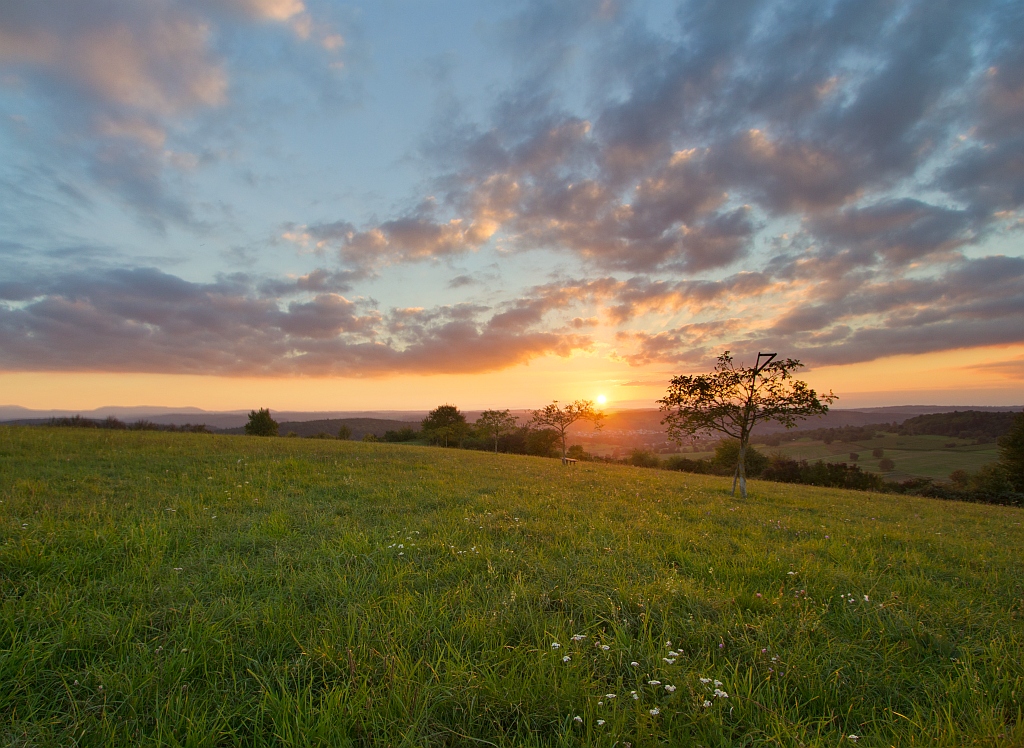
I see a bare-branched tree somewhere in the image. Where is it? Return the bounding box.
[530,400,604,462]
[658,352,835,498]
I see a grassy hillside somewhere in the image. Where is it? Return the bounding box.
[1,427,1021,747]
[688,434,1001,482]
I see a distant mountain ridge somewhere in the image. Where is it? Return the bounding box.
[2,404,1021,433]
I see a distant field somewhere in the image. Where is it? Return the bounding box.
[684,433,1001,482]
[1,427,1022,747]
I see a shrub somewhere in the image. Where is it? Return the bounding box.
[567,444,593,461]
[872,447,884,458]
[383,427,419,442]
[629,449,660,468]
[878,457,895,471]
[337,425,352,440]
[849,452,859,461]
[713,440,768,476]
[362,433,379,443]
[244,408,278,437]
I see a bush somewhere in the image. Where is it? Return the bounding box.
[383,427,419,442]
[878,457,895,471]
[713,440,769,476]
[337,425,352,440]
[362,433,379,443]
[567,444,593,461]
[849,452,859,461]
[872,447,884,458]
[629,449,660,468]
[244,408,278,437]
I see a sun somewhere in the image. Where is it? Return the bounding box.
[596,394,607,406]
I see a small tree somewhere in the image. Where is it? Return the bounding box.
[245,408,278,436]
[337,424,352,440]
[422,404,470,447]
[530,400,604,461]
[475,409,519,453]
[998,411,1024,491]
[658,351,835,498]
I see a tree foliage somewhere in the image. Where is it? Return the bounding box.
[421,404,469,447]
[244,408,278,437]
[475,409,519,453]
[658,352,835,498]
[530,400,603,460]
[998,411,1024,491]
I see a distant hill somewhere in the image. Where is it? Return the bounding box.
[216,418,421,440]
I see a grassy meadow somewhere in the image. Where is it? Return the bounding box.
[1,426,1022,747]
[686,434,1001,482]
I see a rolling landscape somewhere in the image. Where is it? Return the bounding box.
[3,0,1024,745]
[2,425,1022,746]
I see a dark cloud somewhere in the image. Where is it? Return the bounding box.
[612,255,1024,368]
[0,266,592,375]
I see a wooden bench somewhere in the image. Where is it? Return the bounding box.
[562,457,578,465]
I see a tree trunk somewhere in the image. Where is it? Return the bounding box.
[737,442,748,499]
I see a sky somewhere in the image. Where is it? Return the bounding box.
[1,0,1023,412]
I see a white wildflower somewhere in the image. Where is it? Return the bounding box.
[665,685,676,693]
[699,677,712,684]
[631,691,639,700]
[605,694,616,699]
[573,715,583,724]
[601,644,610,651]
[863,595,869,602]
[597,719,606,726]
[571,634,586,641]
[663,658,676,664]
[649,708,660,716]
[714,689,728,698]
[631,661,640,667]
[713,680,722,687]
[848,736,859,742]
[551,642,561,649]
[648,680,661,685]
[563,655,571,663]
[667,650,680,657]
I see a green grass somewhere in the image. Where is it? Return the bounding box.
[1,426,1022,747]
[688,434,1000,481]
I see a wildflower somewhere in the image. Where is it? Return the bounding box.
[551,642,561,649]
[702,700,712,707]
[663,658,676,664]
[73,680,79,686]
[848,736,859,742]
[714,689,728,698]
[713,680,722,687]
[648,680,661,686]
[605,694,616,699]
[787,571,796,575]
[667,650,679,657]
[631,691,639,700]
[597,719,606,726]
[761,648,767,653]
[718,642,725,649]
[649,708,660,716]
[665,684,676,692]
[665,640,672,647]
[700,677,712,684]
[863,595,869,602]
[574,716,583,724]
[571,634,586,641]
[601,644,610,651]
[631,661,640,667]
[563,655,571,663]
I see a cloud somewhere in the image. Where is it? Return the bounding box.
[0,266,592,376]
[0,0,342,225]
[306,0,1020,279]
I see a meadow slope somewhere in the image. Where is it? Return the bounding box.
[1,427,1022,747]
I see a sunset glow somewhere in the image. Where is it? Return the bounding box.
[1,1,1021,412]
